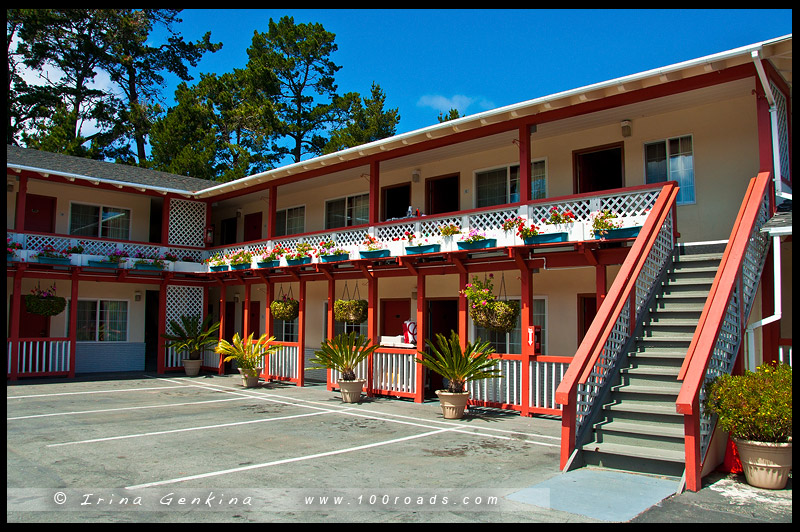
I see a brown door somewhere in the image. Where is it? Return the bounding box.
[243,300,260,338]
[381,299,411,337]
[574,144,624,194]
[426,174,459,215]
[578,294,598,344]
[426,299,459,397]
[243,212,262,242]
[24,194,56,233]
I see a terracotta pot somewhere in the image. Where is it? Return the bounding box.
[436,390,470,419]
[733,438,793,489]
[338,379,366,403]
[238,368,262,388]
[182,359,202,376]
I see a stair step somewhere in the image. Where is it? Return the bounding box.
[604,400,681,417]
[621,365,680,377]
[594,420,684,438]
[611,383,681,396]
[581,441,686,463]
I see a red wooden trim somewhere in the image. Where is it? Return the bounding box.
[414,273,425,403]
[369,160,380,225]
[518,124,532,202]
[297,279,306,387]
[15,173,27,232]
[69,273,79,378]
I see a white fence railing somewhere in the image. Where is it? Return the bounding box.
[8,339,71,375]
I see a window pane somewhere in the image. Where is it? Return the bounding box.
[75,300,98,341]
[349,194,370,226]
[99,300,128,341]
[645,142,668,184]
[70,204,100,237]
[509,166,520,203]
[532,160,547,200]
[325,198,347,229]
[274,210,287,237]
[285,206,305,235]
[101,207,130,240]
[475,168,508,208]
[474,299,522,354]
[274,319,298,342]
[670,136,694,204]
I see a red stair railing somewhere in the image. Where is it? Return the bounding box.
[676,171,773,492]
[555,182,680,469]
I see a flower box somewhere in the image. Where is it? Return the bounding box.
[320,253,350,263]
[457,238,497,250]
[359,249,390,259]
[524,232,568,245]
[210,265,229,272]
[134,263,164,271]
[230,263,250,270]
[87,260,119,268]
[405,244,441,255]
[37,257,71,265]
[286,256,312,266]
[595,226,642,240]
[257,261,279,269]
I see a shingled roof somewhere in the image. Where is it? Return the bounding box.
[6,145,216,194]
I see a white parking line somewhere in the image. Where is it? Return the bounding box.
[126,428,452,490]
[7,396,255,421]
[7,385,193,399]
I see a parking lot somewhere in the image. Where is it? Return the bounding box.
[8,372,577,523]
[8,372,791,523]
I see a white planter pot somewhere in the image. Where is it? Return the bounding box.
[182,359,202,376]
[435,390,470,419]
[338,379,366,403]
[238,368,262,388]
[733,438,793,490]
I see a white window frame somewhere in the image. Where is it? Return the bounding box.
[473,159,547,208]
[275,205,306,237]
[644,134,695,205]
[324,193,370,230]
[69,201,132,240]
[67,298,130,342]
[470,296,547,355]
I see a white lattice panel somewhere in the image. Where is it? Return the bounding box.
[165,285,205,327]
[168,199,206,247]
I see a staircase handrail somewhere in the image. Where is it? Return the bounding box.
[675,171,772,392]
[555,181,679,468]
[674,172,772,492]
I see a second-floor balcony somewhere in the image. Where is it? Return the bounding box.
[7,183,665,276]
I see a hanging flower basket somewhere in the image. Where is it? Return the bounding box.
[270,297,299,321]
[469,300,521,332]
[334,299,368,324]
[24,295,67,317]
[462,274,520,333]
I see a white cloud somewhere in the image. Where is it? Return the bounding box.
[416,94,476,114]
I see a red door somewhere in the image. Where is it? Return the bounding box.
[24,194,56,233]
[381,300,410,337]
[19,296,50,338]
[244,212,262,242]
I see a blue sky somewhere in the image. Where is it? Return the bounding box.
[164,9,791,140]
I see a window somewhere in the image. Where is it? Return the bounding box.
[473,298,546,355]
[70,203,131,240]
[69,299,129,341]
[323,303,368,337]
[325,193,369,229]
[275,206,305,237]
[475,161,547,208]
[273,318,298,343]
[645,135,694,204]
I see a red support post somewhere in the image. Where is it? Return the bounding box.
[218,284,226,375]
[9,271,23,381]
[518,125,532,203]
[369,160,380,225]
[367,277,378,396]
[519,256,533,417]
[161,195,171,245]
[298,280,306,387]
[243,282,251,339]
[15,174,27,232]
[69,273,79,378]
[414,273,426,403]
[267,186,277,240]
[157,280,168,374]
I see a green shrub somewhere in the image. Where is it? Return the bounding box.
[704,362,792,443]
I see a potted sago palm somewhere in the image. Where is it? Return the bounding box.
[414,331,501,419]
[215,332,281,388]
[161,315,220,376]
[310,332,379,403]
[704,362,792,489]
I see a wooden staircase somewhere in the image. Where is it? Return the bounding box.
[579,245,724,478]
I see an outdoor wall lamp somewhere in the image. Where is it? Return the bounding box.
[621,120,632,137]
